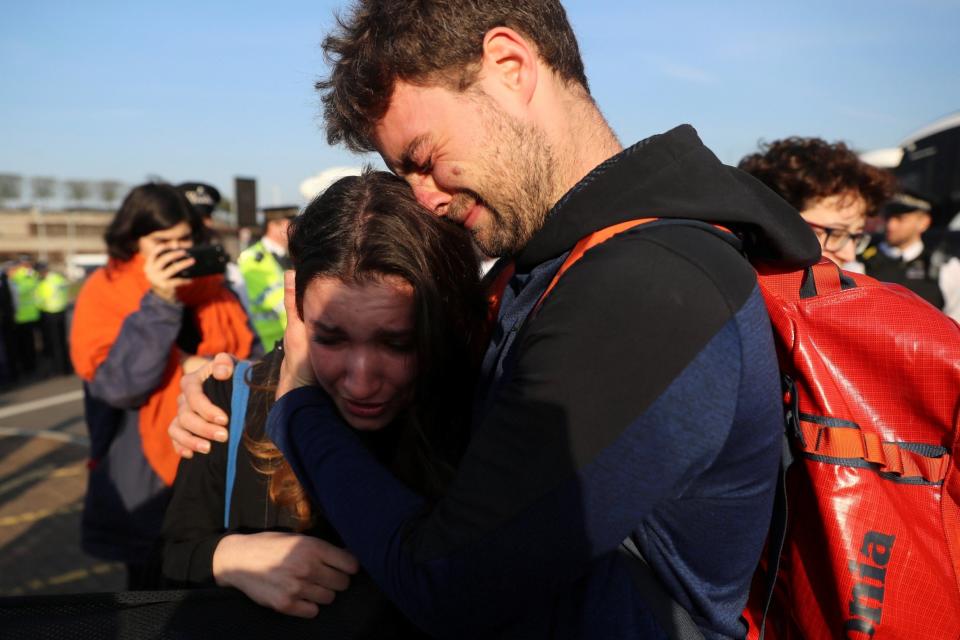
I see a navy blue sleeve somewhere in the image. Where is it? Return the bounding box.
[267,387,427,558]
[87,292,182,409]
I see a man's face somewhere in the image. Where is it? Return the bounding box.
[373,80,556,257]
[884,210,930,248]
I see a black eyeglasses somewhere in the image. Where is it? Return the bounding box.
[806,221,871,255]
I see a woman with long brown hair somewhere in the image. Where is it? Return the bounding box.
[159,170,486,631]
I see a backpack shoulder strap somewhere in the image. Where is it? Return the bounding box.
[224,360,252,529]
[535,218,737,312]
[537,218,658,309]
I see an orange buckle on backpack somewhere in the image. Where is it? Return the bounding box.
[799,418,950,483]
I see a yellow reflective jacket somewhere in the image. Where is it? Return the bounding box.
[11,267,41,324]
[238,241,286,348]
[37,271,71,314]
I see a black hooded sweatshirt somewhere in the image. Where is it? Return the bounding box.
[266,125,821,639]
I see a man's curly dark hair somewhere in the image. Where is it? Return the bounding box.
[738,137,896,215]
[316,0,589,154]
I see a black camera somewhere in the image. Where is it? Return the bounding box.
[176,245,228,278]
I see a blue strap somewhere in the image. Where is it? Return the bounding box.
[224,360,252,528]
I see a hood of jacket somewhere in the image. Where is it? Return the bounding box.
[515,124,822,272]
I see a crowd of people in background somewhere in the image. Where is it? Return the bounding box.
[0,255,74,386]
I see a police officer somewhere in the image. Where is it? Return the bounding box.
[177,182,221,223]
[178,181,266,359]
[8,256,42,377]
[238,207,295,349]
[863,191,960,321]
[35,262,73,376]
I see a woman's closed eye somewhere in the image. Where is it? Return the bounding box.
[312,333,345,347]
[382,337,415,353]
[311,332,413,353]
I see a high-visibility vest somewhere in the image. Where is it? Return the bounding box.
[238,241,286,348]
[37,272,71,314]
[11,267,41,324]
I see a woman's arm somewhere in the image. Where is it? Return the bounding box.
[87,244,197,409]
[161,436,357,618]
[160,374,359,617]
[86,291,183,409]
[212,530,358,618]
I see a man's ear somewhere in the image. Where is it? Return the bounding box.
[478,27,538,106]
[918,212,932,233]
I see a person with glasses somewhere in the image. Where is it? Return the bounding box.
[739,136,895,267]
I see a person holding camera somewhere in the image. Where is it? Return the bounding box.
[69,182,255,588]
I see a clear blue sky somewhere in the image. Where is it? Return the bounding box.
[2,0,958,208]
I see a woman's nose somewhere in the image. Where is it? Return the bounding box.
[342,350,381,400]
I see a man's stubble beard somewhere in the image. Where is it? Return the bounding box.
[458,97,559,257]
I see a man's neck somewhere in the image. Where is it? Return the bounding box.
[538,82,623,205]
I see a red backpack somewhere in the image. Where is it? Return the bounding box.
[531,219,960,640]
[743,260,960,640]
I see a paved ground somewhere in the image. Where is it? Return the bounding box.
[0,374,126,596]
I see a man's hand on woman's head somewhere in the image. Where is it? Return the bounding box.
[168,352,235,458]
[276,270,317,398]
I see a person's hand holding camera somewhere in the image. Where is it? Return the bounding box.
[144,245,194,303]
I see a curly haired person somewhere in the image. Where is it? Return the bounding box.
[739,137,895,267]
